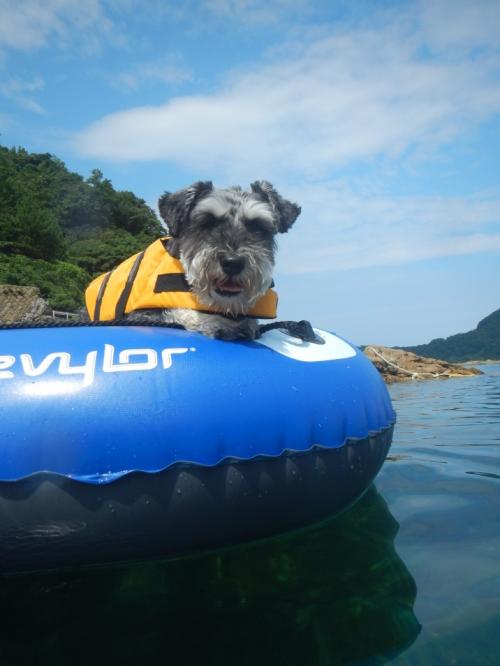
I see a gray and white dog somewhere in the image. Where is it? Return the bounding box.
[128,180,300,340]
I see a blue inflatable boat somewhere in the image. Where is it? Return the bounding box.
[0,324,395,573]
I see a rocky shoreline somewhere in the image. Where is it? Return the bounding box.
[363,345,483,384]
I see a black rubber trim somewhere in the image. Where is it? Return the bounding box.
[0,426,393,574]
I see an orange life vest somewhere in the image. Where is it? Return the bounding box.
[85,237,278,321]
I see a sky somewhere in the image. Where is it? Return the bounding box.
[1,0,499,346]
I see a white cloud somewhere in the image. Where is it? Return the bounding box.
[71,0,500,273]
[202,0,311,25]
[420,0,500,52]
[115,59,193,92]
[0,0,115,52]
[0,75,45,113]
[0,1,120,112]
[74,5,500,179]
[276,184,500,274]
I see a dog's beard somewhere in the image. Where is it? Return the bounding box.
[181,247,274,316]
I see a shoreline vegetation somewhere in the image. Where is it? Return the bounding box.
[0,144,163,312]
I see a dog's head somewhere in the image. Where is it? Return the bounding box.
[158,181,301,315]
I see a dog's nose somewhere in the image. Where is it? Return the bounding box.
[221,256,246,276]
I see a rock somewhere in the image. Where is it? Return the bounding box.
[0,284,51,324]
[363,345,483,384]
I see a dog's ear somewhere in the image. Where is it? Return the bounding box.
[250,181,301,233]
[158,181,213,236]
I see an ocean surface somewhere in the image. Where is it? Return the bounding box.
[1,365,499,665]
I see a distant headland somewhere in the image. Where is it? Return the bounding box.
[398,308,500,363]
[362,309,500,383]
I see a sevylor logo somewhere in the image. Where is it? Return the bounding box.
[0,344,195,388]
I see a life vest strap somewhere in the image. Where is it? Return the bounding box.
[94,271,112,321]
[114,250,146,319]
[154,273,191,293]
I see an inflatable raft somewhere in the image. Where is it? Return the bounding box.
[0,324,395,573]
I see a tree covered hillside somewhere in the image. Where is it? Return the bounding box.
[0,145,164,311]
[401,309,500,362]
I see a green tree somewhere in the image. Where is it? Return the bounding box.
[15,193,65,260]
[68,228,158,276]
[0,253,89,311]
[0,142,164,311]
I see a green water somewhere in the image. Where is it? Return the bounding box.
[1,365,499,665]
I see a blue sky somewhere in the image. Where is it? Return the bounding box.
[1,0,499,346]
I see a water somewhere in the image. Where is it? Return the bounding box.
[0,366,499,665]
[378,364,500,665]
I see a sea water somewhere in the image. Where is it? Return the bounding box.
[377,364,500,665]
[0,366,498,665]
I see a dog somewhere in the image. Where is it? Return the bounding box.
[85,181,300,340]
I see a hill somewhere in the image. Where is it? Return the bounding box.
[0,144,164,311]
[400,309,500,362]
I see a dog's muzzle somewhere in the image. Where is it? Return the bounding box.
[220,256,246,276]
[216,256,246,296]
[216,279,244,297]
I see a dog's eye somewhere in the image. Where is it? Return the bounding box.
[245,218,271,235]
[200,213,222,228]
